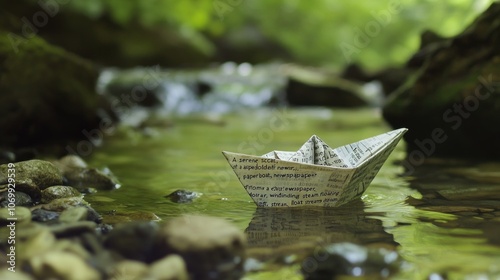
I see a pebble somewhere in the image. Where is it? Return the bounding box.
[0,150,15,165]
[30,251,100,280]
[49,221,97,238]
[165,189,201,203]
[104,221,159,262]
[111,260,149,280]
[21,227,57,261]
[64,167,121,191]
[0,271,34,280]
[41,185,82,203]
[59,206,89,223]
[153,215,246,280]
[54,155,88,173]
[85,206,103,223]
[31,209,60,222]
[0,206,31,225]
[52,239,92,260]
[0,160,63,201]
[41,197,88,211]
[148,254,189,280]
[0,191,33,207]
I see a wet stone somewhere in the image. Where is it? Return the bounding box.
[64,167,121,191]
[148,254,189,280]
[49,221,97,238]
[41,185,82,203]
[0,191,33,207]
[301,243,402,280]
[85,206,103,223]
[41,197,88,212]
[0,270,34,280]
[0,150,15,165]
[111,260,149,280]
[0,206,31,225]
[95,223,114,235]
[0,160,63,201]
[30,251,100,280]
[165,189,201,203]
[153,215,246,280]
[20,227,57,261]
[31,208,60,222]
[59,207,89,223]
[104,221,159,262]
[54,155,88,174]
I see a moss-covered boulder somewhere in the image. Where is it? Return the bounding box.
[0,13,110,149]
[383,3,500,159]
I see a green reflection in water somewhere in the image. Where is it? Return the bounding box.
[85,108,500,279]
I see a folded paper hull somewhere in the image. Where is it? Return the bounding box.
[223,128,407,207]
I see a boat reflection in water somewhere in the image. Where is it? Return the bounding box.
[244,200,397,260]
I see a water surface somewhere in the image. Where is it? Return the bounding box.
[85,108,500,279]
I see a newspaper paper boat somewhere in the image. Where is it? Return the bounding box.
[222,128,407,207]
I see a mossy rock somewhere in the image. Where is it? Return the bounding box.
[0,16,107,148]
[383,3,500,159]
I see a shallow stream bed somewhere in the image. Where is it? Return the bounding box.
[85,108,500,279]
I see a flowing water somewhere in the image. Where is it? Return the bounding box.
[84,108,500,279]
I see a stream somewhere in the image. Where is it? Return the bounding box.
[84,67,500,279]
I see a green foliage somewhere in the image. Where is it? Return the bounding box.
[63,0,494,70]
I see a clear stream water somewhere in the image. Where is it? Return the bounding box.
[85,108,500,279]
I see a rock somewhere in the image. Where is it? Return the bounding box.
[19,226,57,261]
[0,150,15,165]
[56,205,101,224]
[59,207,90,223]
[41,197,88,212]
[49,221,97,238]
[95,223,114,235]
[30,251,100,280]
[53,155,88,174]
[64,167,121,191]
[0,206,31,225]
[111,260,149,280]
[103,221,159,262]
[0,9,113,149]
[383,2,500,158]
[103,68,163,108]
[41,185,82,203]
[52,239,93,260]
[153,215,246,280]
[0,191,33,207]
[148,255,189,280]
[284,64,370,108]
[0,160,63,201]
[85,206,103,224]
[301,243,402,279]
[31,209,60,222]
[165,189,201,203]
[0,271,34,280]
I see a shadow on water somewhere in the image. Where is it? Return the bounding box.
[394,159,500,278]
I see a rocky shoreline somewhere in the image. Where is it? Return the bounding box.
[0,156,247,280]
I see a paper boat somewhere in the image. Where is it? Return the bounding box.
[222,128,407,207]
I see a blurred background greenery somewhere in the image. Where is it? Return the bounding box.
[57,0,493,70]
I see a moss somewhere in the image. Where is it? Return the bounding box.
[0,27,102,148]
